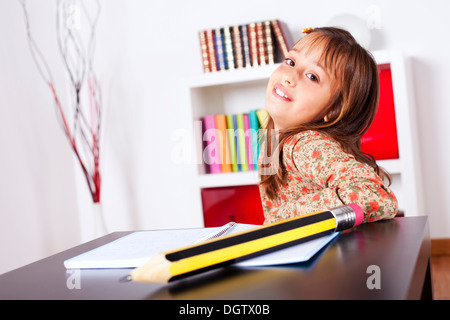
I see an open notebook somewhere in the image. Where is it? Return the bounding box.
[64,223,339,269]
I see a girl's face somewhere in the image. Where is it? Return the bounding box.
[265,43,334,130]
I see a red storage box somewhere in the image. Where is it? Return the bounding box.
[361,64,399,160]
[202,185,265,227]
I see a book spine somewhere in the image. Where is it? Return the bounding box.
[223,26,235,70]
[205,29,218,72]
[226,114,238,172]
[232,25,244,69]
[236,113,248,171]
[243,114,254,171]
[232,114,241,171]
[199,30,211,73]
[249,110,260,170]
[256,22,267,66]
[256,109,269,129]
[264,20,275,65]
[215,114,232,173]
[248,23,259,67]
[214,28,227,71]
[271,20,293,60]
[203,115,221,174]
[240,24,252,68]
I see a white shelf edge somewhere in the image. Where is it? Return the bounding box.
[377,158,401,175]
[198,171,259,188]
[371,50,402,65]
[188,63,279,88]
[198,158,400,189]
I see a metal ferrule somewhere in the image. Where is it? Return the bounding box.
[329,205,356,231]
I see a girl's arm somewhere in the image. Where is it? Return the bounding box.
[265,131,398,224]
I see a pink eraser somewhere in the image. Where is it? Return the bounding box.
[348,203,364,227]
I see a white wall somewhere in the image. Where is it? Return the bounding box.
[1,0,449,275]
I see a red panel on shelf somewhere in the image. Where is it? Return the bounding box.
[201,185,265,227]
[361,64,399,160]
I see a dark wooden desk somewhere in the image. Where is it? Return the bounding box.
[0,217,432,300]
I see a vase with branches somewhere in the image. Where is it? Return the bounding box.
[19,0,106,237]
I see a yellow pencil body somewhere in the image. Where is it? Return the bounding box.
[170,218,335,277]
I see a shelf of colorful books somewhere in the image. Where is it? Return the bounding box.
[198,20,293,74]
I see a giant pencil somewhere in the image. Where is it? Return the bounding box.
[130,204,364,283]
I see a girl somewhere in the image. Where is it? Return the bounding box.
[259,27,398,224]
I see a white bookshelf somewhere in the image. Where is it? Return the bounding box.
[184,50,424,219]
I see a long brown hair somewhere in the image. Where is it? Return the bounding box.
[260,27,391,200]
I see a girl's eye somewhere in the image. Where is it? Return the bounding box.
[306,73,319,82]
[285,58,295,67]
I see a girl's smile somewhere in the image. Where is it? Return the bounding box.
[272,83,293,102]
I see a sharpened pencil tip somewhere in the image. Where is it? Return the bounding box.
[130,253,172,284]
[119,274,133,283]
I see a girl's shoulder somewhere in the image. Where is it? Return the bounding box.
[283,130,348,164]
[284,130,338,150]
[283,130,355,172]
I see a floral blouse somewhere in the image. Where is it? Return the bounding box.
[259,130,398,224]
